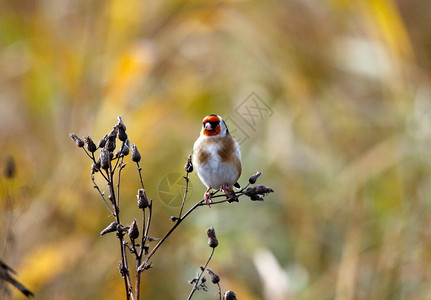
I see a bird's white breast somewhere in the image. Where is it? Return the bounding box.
[193,136,241,190]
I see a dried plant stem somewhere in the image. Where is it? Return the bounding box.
[178,172,190,219]
[142,201,153,251]
[116,158,125,209]
[138,198,204,271]
[135,201,152,300]
[216,283,221,300]
[138,186,251,272]
[90,172,114,215]
[136,163,145,189]
[107,163,133,300]
[187,247,215,300]
[72,119,273,300]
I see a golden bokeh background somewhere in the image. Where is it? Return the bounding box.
[1,0,431,299]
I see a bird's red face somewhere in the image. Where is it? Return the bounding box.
[202,115,221,136]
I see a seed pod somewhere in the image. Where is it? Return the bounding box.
[83,136,97,153]
[250,194,264,201]
[207,227,218,248]
[107,127,118,140]
[121,141,130,156]
[98,134,108,148]
[253,185,274,195]
[99,149,110,170]
[116,116,126,131]
[131,144,141,163]
[184,154,193,173]
[118,124,128,142]
[207,269,220,284]
[70,133,84,147]
[248,171,262,184]
[224,291,237,300]
[100,222,118,236]
[128,219,139,240]
[137,188,149,209]
[105,136,116,152]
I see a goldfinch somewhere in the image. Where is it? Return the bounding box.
[193,114,242,204]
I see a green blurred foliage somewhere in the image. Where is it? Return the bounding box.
[1,0,431,299]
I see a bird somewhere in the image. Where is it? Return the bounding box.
[193,114,242,205]
[0,260,33,297]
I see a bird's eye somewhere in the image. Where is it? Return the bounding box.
[210,121,220,127]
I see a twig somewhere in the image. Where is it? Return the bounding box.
[142,201,153,251]
[187,247,215,300]
[90,172,114,215]
[116,158,125,208]
[216,283,221,300]
[82,147,93,160]
[136,162,145,189]
[108,162,131,300]
[138,188,250,272]
[135,201,152,300]
[178,172,190,219]
[138,198,204,271]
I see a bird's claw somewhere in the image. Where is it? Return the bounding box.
[204,189,212,206]
[220,184,230,197]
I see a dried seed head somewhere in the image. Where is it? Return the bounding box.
[244,185,274,199]
[83,136,97,153]
[131,144,141,163]
[121,141,130,156]
[137,188,149,209]
[98,134,108,148]
[128,219,139,240]
[185,154,193,173]
[250,194,264,201]
[207,269,220,284]
[254,185,274,195]
[4,156,16,179]
[99,149,110,170]
[116,116,126,131]
[243,188,254,197]
[107,127,118,140]
[100,222,118,236]
[117,117,127,142]
[118,129,127,142]
[207,227,218,248]
[224,291,237,300]
[249,171,262,184]
[105,136,116,153]
[70,133,84,148]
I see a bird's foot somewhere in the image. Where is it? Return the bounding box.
[220,184,230,197]
[204,188,212,206]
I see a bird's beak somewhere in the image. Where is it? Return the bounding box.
[205,122,212,131]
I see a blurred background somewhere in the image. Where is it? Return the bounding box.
[1,0,431,299]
